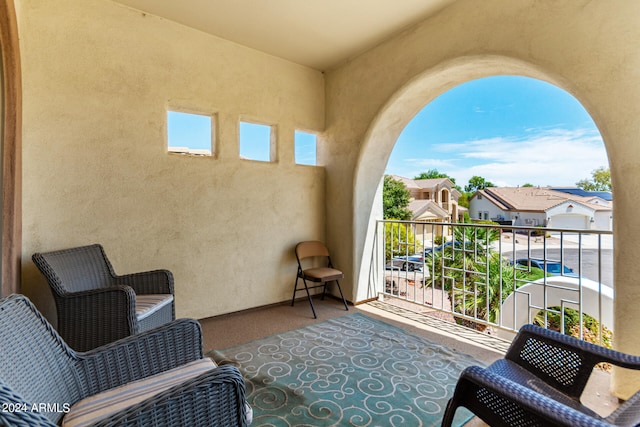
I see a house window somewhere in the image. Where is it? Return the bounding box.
[295,131,317,166]
[240,121,274,162]
[167,111,214,156]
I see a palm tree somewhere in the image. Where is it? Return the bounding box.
[425,222,540,328]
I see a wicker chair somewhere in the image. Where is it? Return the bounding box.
[32,243,175,351]
[442,324,640,427]
[0,294,251,427]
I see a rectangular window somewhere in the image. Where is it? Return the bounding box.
[167,110,213,156]
[240,121,274,162]
[294,131,317,166]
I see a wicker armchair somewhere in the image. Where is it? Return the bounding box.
[32,243,175,351]
[0,294,251,427]
[442,324,640,427]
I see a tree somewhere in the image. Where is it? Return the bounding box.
[522,183,534,187]
[457,192,470,208]
[464,176,495,193]
[414,169,456,184]
[576,167,611,191]
[414,169,464,193]
[382,175,412,220]
[384,222,419,260]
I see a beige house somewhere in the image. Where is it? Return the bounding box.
[390,175,463,240]
[1,1,639,398]
[390,175,463,222]
[470,187,613,231]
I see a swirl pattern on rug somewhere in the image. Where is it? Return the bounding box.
[209,313,477,426]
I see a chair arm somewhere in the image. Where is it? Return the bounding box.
[56,287,138,350]
[87,365,250,427]
[506,324,640,399]
[442,365,614,427]
[76,318,204,396]
[0,383,59,427]
[115,269,174,295]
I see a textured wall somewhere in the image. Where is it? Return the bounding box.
[18,0,325,320]
[324,0,640,398]
[15,0,640,399]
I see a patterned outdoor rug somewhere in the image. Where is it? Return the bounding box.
[208,313,477,426]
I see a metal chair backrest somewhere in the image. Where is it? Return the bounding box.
[295,241,330,261]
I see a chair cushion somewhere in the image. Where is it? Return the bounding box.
[135,294,174,321]
[303,267,344,281]
[62,358,215,427]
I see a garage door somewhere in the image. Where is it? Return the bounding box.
[549,214,587,230]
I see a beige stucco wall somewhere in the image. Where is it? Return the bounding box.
[324,0,640,398]
[14,0,640,399]
[17,0,325,320]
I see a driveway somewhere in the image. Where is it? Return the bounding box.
[503,248,613,288]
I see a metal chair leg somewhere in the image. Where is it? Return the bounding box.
[292,275,318,318]
[302,278,318,319]
[291,276,300,307]
[335,280,349,311]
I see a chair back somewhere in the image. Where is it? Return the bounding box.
[32,244,116,295]
[0,295,82,424]
[295,241,330,261]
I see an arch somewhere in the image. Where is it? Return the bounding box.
[352,54,608,302]
[0,0,22,297]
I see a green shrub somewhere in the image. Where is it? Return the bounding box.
[534,306,613,349]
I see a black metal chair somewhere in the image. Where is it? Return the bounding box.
[0,294,251,427]
[442,324,640,427]
[32,243,175,351]
[291,240,349,318]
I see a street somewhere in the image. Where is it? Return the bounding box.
[504,248,613,288]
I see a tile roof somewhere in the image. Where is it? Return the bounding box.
[387,175,460,197]
[476,187,610,212]
[408,199,449,219]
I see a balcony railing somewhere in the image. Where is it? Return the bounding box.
[372,220,614,346]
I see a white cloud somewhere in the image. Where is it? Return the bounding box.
[388,128,608,187]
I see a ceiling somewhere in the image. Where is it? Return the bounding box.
[111,0,454,71]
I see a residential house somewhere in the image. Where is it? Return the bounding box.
[551,187,613,203]
[1,0,638,398]
[390,175,463,240]
[470,187,613,231]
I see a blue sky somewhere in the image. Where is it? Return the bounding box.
[385,76,608,188]
[168,112,317,164]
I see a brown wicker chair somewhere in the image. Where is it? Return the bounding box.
[442,324,640,427]
[291,240,349,318]
[0,294,251,427]
[32,243,175,351]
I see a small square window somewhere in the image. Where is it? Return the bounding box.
[295,131,317,166]
[167,111,213,156]
[240,122,273,162]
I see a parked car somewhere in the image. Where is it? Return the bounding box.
[386,254,424,272]
[512,258,578,277]
[423,241,485,255]
[423,241,454,254]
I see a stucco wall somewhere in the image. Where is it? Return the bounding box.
[17,0,325,320]
[324,0,640,398]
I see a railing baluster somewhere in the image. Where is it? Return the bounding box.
[374,220,613,346]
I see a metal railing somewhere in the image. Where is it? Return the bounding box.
[372,220,614,345]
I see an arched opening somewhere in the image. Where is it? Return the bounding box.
[353,55,607,303]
